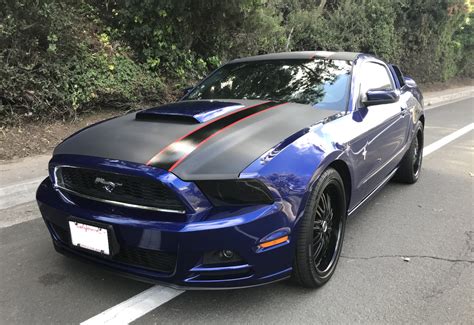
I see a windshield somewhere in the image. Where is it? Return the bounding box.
[186,59,352,111]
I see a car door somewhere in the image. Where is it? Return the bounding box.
[390,64,415,145]
[349,61,410,197]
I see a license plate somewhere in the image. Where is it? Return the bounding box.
[69,221,110,255]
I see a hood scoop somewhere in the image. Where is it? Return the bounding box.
[136,100,245,124]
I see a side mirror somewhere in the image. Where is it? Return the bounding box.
[362,89,400,106]
[182,86,194,97]
[403,76,417,88]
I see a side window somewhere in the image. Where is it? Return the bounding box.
[359,62,394,95]
[390,64,405,88]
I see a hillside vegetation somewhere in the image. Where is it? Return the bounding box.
[1,0,472,125]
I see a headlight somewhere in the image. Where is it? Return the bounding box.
[196,179,274,206]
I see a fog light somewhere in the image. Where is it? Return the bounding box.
[202,250,243,265]
[221,250,234,259]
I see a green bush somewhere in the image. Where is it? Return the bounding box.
[455,11,474,78]
[394,0,470,82]
[91,0,286,80]
[0,0,164,124]
[0,0,472,126]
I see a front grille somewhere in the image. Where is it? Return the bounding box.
[49,222,176,274]
[55,166,186,213]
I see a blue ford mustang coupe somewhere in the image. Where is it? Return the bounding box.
[37,51,424,289]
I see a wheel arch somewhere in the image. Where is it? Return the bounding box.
[327,160,352,210]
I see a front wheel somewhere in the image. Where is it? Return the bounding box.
[292,168,347,288]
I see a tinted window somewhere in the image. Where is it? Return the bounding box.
[186,59,353,111]
[359,62,394,94]
[390,65,405,87]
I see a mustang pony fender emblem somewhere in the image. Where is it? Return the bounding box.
[94,177,122,193]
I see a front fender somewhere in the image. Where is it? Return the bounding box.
[240,124,352,225]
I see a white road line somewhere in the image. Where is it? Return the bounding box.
[423,123,473,157]
[81,285,184,325]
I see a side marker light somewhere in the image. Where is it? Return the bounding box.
[258,236,289,249]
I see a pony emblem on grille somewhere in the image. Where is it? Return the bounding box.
[94,177,122,193]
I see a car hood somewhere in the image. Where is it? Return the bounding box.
[54,99,337,180]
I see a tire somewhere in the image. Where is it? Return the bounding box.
[394,121,424,184]
[292,168,347,288]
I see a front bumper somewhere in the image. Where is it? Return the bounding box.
[37,178,294,289]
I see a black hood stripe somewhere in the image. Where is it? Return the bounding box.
[146,101,284,170]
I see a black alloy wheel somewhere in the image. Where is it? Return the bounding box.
[312,185,344,275]
[293,168,346,288]
[412,132,422,178]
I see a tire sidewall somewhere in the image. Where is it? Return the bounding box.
[412,122,424,180]
[296,168,347,286]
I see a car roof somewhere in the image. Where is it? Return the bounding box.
[229,51,364,64]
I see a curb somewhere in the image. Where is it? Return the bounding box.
[424,88,473,109]
[0,177,45,210]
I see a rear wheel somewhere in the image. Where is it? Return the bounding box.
[292,168,346,288]
[395,121,424,184]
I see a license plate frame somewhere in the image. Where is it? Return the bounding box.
[67,218,119,257]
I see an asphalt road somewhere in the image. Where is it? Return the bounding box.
[1,98,473,324]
